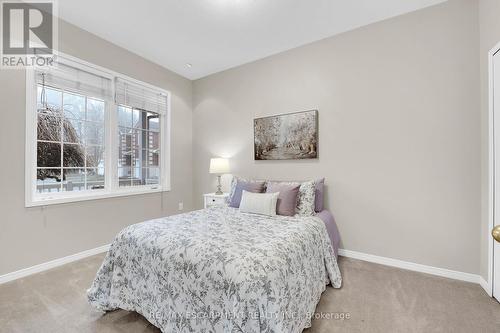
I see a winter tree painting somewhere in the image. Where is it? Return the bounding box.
[254,110,318,160]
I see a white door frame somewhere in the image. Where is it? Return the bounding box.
[488,41,500,297]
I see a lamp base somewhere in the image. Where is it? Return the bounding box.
[215,175,223,195]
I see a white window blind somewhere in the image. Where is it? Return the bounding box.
[115,78,167,114]
[36,62,112,100]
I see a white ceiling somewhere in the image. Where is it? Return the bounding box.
[58,0,446,80]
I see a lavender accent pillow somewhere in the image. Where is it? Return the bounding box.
[229,177,263,201]
[266,183,300,216]
[229,179,266,208]
[315,178,325,212]
[265,180,316,216]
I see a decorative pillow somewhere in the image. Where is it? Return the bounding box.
[266,180,316,216]
[229,176,239,200]
[266,183,300,216]
[229,177,266,208]
[239,190,279,216]
[315,178,325,212]
[229,176,258,202]
[295,180,316,216]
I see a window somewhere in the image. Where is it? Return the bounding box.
[36,86,105,193]
[114,77,166,189]
[117,107,160,187]
[26,55,170,206]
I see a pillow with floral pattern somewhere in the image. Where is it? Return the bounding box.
[266,180,316,216]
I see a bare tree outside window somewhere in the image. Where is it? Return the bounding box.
[36,85,105,193]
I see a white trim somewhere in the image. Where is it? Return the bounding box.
[487,41,500,299]
[0,244,110,285]
[338,249,479,284]
[480,276,492,296]
[25,51,172,207]
[25,187,166,207]
[25,68,37,208]
[163,92,172,191]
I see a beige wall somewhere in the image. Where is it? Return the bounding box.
[0,20,193,275]
[479,0,500,281]
[193,0,481,274]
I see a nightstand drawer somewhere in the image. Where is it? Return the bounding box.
[207,197,226,206]
[204,193,229,208]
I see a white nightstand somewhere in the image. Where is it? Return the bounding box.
[204,193,229,208]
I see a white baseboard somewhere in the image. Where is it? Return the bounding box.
[0,244,110,285]
[338,249,480,284]
[479,276,493,296]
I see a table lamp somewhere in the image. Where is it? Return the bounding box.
[209,158,230,195]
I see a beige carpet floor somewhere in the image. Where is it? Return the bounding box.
[1,254,499,333]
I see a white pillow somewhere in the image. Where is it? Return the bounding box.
[239,190,279,216]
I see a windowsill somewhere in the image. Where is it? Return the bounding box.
[25,186,170,207]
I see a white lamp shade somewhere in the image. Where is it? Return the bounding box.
[209,158,230,174]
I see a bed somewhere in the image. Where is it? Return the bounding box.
[87,206,342,332]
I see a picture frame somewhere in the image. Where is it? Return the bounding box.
[254,109,318,160]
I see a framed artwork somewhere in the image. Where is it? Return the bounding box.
[254,110,318,160]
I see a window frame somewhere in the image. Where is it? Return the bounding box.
[25,53,171,207]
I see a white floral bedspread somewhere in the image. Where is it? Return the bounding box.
[87,206,342,333]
